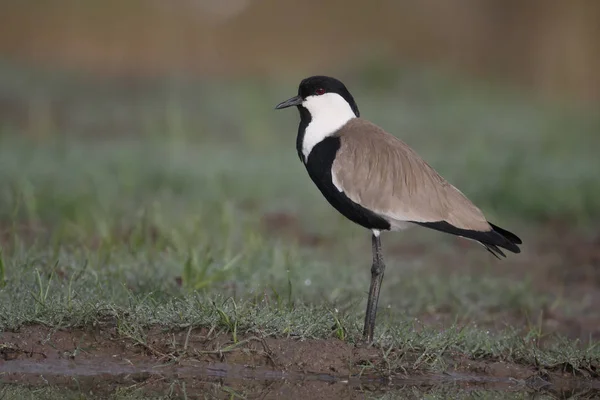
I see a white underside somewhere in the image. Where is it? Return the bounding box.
[301,93,356,161]
[373,220,415,236]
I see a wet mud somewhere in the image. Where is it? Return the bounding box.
[1,325,598,399]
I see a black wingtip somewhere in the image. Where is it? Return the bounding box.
[490,223,522,245]
[485,222,522,256]
[484,244,506,259]
[413,220,522,257]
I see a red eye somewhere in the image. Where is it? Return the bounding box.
[315,88,326,95]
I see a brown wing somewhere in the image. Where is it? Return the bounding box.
[331,118,491,231]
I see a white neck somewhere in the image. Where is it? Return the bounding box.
[301,92,356,161]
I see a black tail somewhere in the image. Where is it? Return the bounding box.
[413,221,522,259]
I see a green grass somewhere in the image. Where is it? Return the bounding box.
[0,62,599,390]
[0,138,565,330]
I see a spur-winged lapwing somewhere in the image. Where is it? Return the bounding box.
[275,76,522,342]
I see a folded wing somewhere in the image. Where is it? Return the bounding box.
[331,118,521,256]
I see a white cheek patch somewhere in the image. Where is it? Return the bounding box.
[301,93,356,160]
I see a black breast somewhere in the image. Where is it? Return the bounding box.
[304,136,391,231]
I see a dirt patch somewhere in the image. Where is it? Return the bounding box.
[1,325,598,399]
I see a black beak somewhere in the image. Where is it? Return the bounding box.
[275,95,302,110]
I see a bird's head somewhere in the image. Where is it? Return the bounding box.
[275,76,360,119]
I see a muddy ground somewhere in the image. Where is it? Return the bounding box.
[1,218,600,397]
[1,325,599,399]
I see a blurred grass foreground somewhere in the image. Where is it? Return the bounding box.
[0,1,599,397]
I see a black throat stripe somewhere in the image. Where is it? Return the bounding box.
[303,136,391,231]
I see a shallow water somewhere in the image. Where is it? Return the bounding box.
[2,357,598,399]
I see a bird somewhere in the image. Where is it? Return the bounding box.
[274,75,522,343]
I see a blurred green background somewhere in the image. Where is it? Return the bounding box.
[0,0,599,343]
[2,0,599,102]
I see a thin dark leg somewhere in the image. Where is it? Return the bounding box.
[363,232,385,342]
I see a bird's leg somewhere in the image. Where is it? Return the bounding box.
[363,232,385,343]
